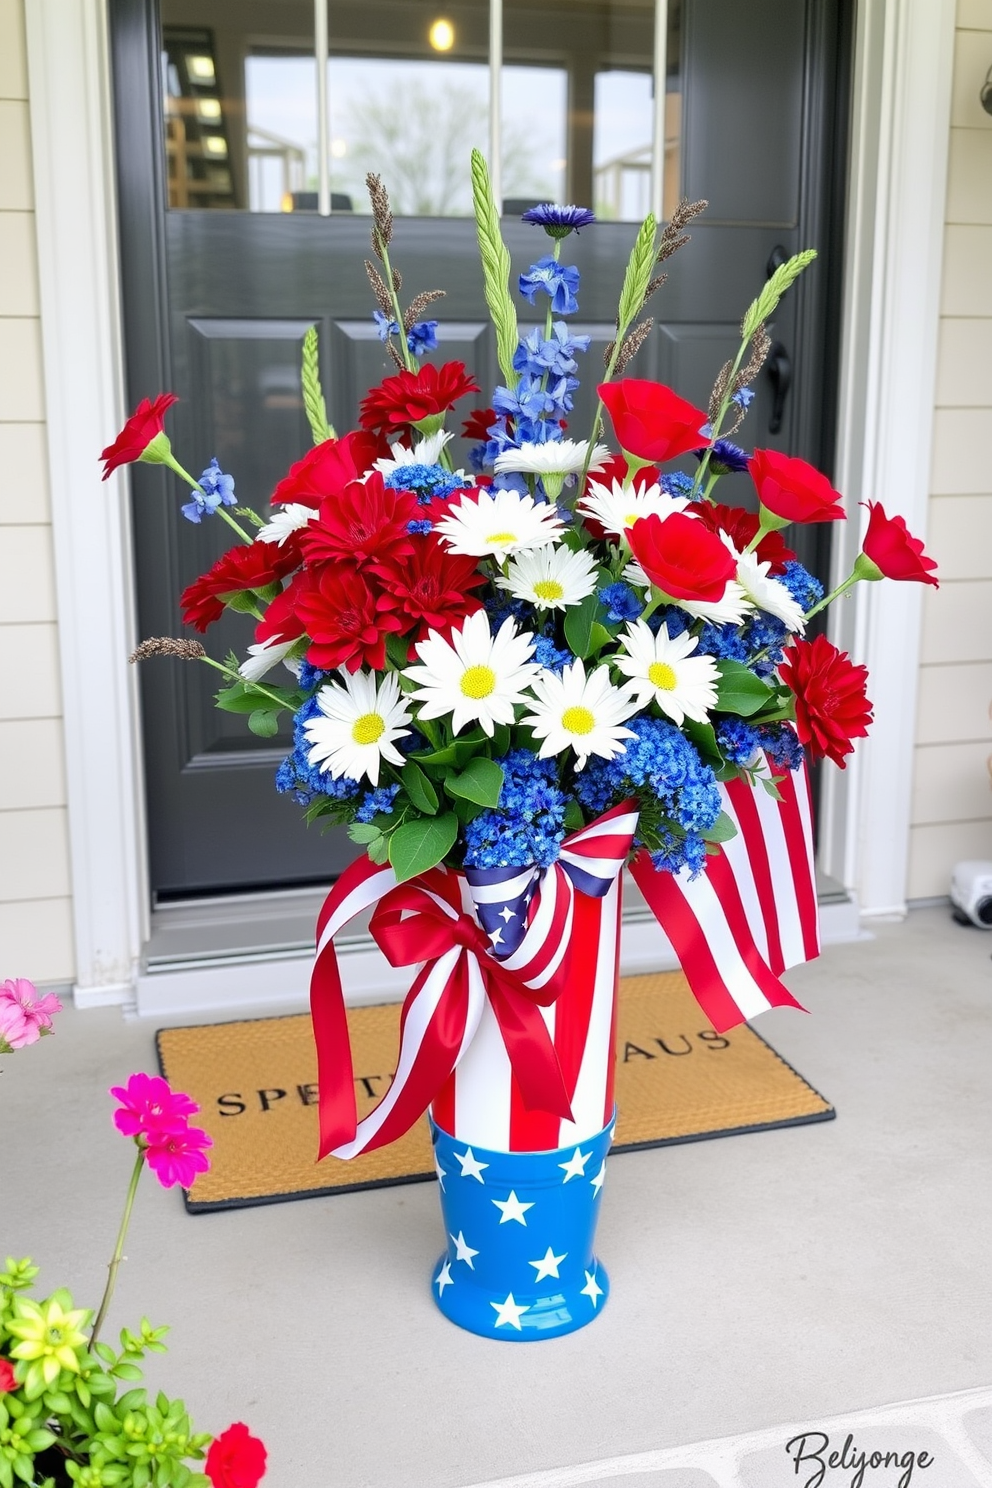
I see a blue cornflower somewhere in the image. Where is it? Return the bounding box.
[598,582,643,624]
[513,323,590,381]
[521,203,596,238]
[355,784,401,823]
[716,718,759,766]
[657,606,690,638]
[518,258,580,316]
[407,518,433,535]
[463,751,568,870]
[650,828,708,878]
[779,560,824,612]
[182,458,236,523]
[756,723,804,772]
[532,635,573,672]
[296,659,327,692]
[383,463,465,503]
[660,471,696,500]
[407,320,439,356]
[732,387,756,409]
[705,440,750,474]
[373,310,399,341]
[696,622,749,662]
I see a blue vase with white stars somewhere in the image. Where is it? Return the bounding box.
[429,1114,614,1340]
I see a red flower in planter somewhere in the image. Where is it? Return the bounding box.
[294,565,403,672]
[373,539,487,647]
[99,393,178,480]
[270,430,383,509]
[205,1423,267,1488]
[0,1358,17,1392]
[858,501,939,587]
[779,634,873,768]
[694,502,796,573]
[461,406,498,442]
[748,448,845,524]
[180,540,302,633]
[627,511,737,603]
[598,380,708,463]
[301,472,420,568]
[359,361,480,433]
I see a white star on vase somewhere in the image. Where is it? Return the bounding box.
[528,1246,567,1282]
[453,1147,489,1183]
[435,1260,453,1295]
[490,1292,529,1330]
[492,1190,534,1226]
[449,1230,479,1268]
[591,1161,606,1196]
[489,927,504,946]
[498,906,515,922]
[580,1269,604,1308]
[434,1156,447,1191]
[558,1146,591,1182]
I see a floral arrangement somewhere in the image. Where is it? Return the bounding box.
[1,1011,266,1488]
[112,155,937,895]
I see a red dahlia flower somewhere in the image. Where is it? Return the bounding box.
[857,501,939,587]
[180,540,301,632]
[99,393,178,480]
[294,565,403,672]
[373,539,487,646]
[779,634,873,769]
[270,430,383,509]
[748,448,845,524]
[205,1423,268,1488]
[462,406,498,442]
[359,361,480,433]
[627,511,737,602]
[694,502,796,573]
[252,569,313,648]
[301,471,419,567]
[598,379,708,463]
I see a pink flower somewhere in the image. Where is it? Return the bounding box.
[144,1125,213,1189]
[0,1358,17,1392]
[110,1072,200,1139]
[205,1423,268,1488]
[0,979,62,1050]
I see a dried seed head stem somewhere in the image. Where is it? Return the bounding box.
[614,317,654,375]
[657,197,707,263]
[364,260,394,318]
[734,324,771,393]
[366,173,393,258]
[403,289,445,332]
[130,637,205,664]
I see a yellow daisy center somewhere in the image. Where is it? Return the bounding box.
[461,664,497,699]
[486,531,517,545]
[648,661,678,691]
[351,712,385,745]
[533,579,565,603]
[561,705,596,735]
[623,513,638,527]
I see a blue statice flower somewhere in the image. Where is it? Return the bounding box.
[407,518,433,535]
[705,439,750,474]
[660,470,696,500]
[296,659,328,692]
[463,751,568,870]
[717,718,759,766]
[407,320,439,356]
[518,258,580,316]
[513,323,590,381]
[756,723,804,771]
[779,560,824,612]
[656,606,690,638]
[696,621,750,662]
[355,783,401,823]
[182,458,236,523]
[650,828,708,878]
[521,203,596,238]
[574,717,722,836]
[732,387,756,409]
[532,635,573,672]
[373,310,399,341]
[598,582,643,624]
[382,463,466,503]
[276,695,361,808]
[484,593,530,629]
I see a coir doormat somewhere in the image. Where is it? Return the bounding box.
[156,971,834,1213]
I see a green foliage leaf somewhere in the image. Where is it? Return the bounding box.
[388,812,458,883]
[401,761,439,815]
[761,773,785,801]
[247,709,280,738]
[714,661,775,717]
[367,835,390,864]
[741,249,817,339]
[471,149,519,384]
[587,621,613,657]
[214,681,297,715]
[348,822,383,845]
[683,718,722,766]
[701,810,738,844]
[563,798,585,830]
[301,325,333,444]
[445,756,504,808]
[564,592,601,659]
[385,633,410,670]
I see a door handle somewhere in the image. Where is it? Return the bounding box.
[767,342,792,435]
[766,244,789,278]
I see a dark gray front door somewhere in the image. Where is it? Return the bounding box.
[110,0,850,901]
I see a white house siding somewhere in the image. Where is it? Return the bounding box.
[0,0,74,981]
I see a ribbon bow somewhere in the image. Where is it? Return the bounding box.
[310,801,638,1161]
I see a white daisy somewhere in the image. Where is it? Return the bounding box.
[303,670,412,786]
[494,440,609,478]
[405,610,539,737]
[373,430,466,481]
[239,636,300,683]
[498,545,598,612]
[728,543,806,632]
[256,502,317,545]
[614,620,720,725]
[578,478,691,542]
[435,487,565,564]
[621,560,754,627]
[521,660,638,770]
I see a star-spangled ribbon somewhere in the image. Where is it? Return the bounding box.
[309,801,639,1161]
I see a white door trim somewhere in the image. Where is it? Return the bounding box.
[24,0,954,1007]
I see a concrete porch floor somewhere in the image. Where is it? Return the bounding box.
[3,905,992,1488]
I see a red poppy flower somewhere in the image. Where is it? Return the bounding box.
[99,393,178,480]
[779,634,873,769]
[294,565,403,672]
[180,540,302,633]
[627,511,737,602]
[693,502,796,574]
[598,379,708,463]
[359,361,480,433]
[858,501,939,587]
[300,471,420,567]
[462,406,497,442]
[0,1359,16,1393]
[372,539,487,647]
[270,430,383,509]
[205,1422,267,1488]
[748,449,845,524]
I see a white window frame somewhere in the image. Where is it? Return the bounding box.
[24,0,954,1005]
